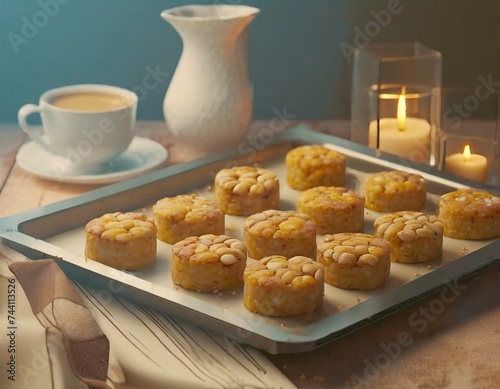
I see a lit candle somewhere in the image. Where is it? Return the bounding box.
[445,144,488,183]
[369,91,431,162]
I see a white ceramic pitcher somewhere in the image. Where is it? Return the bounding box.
[161,4,259,157]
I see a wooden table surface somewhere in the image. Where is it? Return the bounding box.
[1,121,500,389]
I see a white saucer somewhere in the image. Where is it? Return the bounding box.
[16,137,168,184]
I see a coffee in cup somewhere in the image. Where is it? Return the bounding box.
[50,92,133,112]
[18,84,138,174]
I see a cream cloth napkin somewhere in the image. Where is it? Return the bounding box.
[0,244,294,389]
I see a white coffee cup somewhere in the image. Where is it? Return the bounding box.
[18,84,138,174]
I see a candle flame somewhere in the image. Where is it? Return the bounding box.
[397,92,406,131]
[463,144,471,161]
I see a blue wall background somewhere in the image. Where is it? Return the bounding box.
[1,0,499,124]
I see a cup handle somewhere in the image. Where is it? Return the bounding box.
[18,104,50,149]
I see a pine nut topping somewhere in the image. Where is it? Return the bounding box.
[266,261,286,272]
[215,166,279,195]
[359,253,380,266]
[244,209,316,239]
[245,255,324,285]
[173,234,247,266]
[220,254,238,265]
[338,252,357,265]
[317,233,389,268]
[397,229,416,242]
[86,212,156,242]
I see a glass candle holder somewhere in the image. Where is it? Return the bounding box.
[437,87,500,186]
[351,42,442,166]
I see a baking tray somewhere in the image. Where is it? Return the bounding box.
[1,123,500,354]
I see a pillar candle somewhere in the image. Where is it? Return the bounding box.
[368,118,431,162]
[445,145,488,183]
